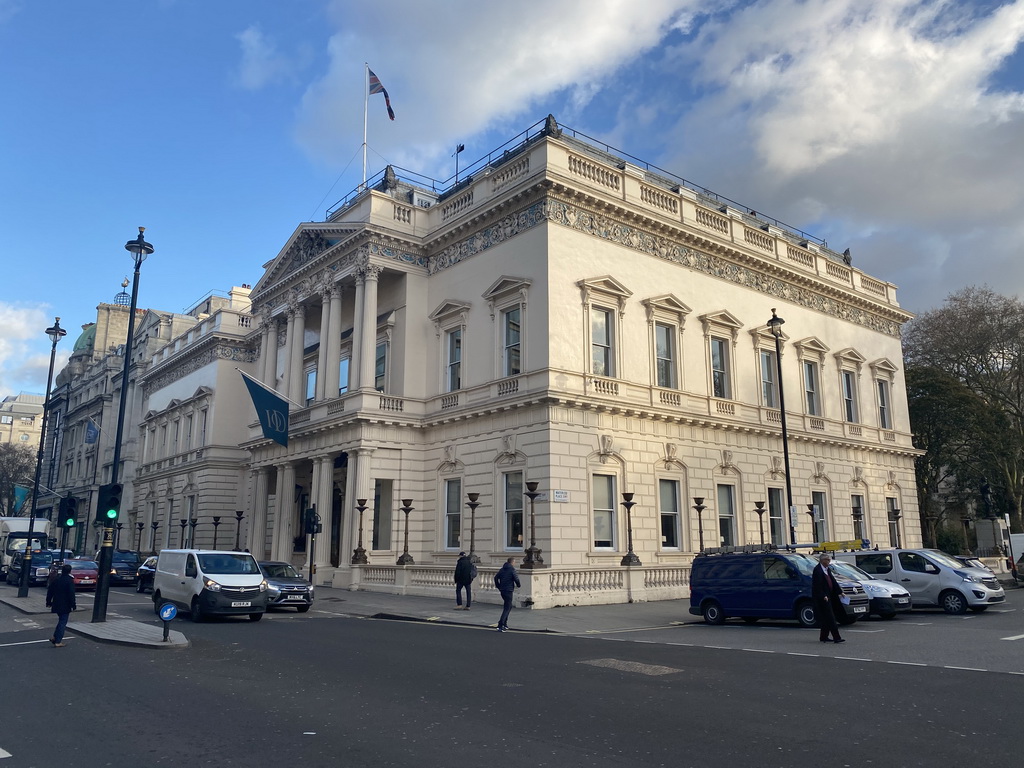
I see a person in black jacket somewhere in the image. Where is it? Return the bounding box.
[45,563,77,647]
[493,557,521,632]
[453,552,477,610]
[811,553,845,643]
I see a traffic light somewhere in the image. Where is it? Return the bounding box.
[95,483,123,524]
[58,497,78,529]
[304,508,322,534]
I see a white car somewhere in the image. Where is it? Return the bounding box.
[829,559,912,619]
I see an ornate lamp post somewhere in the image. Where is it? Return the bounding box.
[233,510,244,551]
[767,308,796,547]
[754,501,766,547]
[890,507,902,548]
[806,503,817,543]
[212,516,222,549]
[114,523,124,550]
[397,499,415,565]
[693,497,707,552]
[179,519,188,548]
[18,317,66,598]
[351,499,369,564]
[620,492,641,566]
[521,482,544,569]
[466,493,481,564]
[188,517,198,548]
[94,228,154,623]
[135,522,145,553]
[150,521,160,554]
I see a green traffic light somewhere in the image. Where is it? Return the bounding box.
[64,518,75,527]
[105,509,117,519]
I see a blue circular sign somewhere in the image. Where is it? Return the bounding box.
[159,603,177,621]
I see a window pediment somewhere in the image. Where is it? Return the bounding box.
[835,347,866,371]
[870,358,899,381]
[795,337,830,362]
[428,300,471,323]
[699,310,742,340]
[483,276,531,302]
[642,294,691,324]
[578,275,632,315]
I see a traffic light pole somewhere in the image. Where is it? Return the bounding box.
[93,228,152,623]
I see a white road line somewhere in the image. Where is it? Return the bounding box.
[836,657,872,662]
[0,746,11,758]
[944,665,987,672]
[1001,633,1024,641]
[887,660,927,666]
[741,648,774,653]
[0,640,50,648]
[787,652,819,657]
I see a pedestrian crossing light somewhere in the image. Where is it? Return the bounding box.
[58,497,78,528]
[96,483,123,524]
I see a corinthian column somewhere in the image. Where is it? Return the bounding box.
[358,264,382,392]
[316,287,331,401]
[289,303,306,404]
[325,285,343,397]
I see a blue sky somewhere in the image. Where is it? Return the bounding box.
[2,0,1023,396]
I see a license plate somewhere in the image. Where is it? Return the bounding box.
[81,579,94,584]
[231,601,251,608]
[897,598,909,604]
[853,606,867,613]
[285,595,305,601]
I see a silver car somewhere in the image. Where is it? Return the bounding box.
[829,559,912,619]
[258,561,314,612]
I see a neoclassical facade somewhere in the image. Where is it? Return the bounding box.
[240,118,919,608]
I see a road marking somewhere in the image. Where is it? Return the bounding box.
[836,657,872,662]
[1001,633,1024,641]
[741,648,774,653]
[944,665,987,672]
[887,661,927,666]
[0,640,50,648]
[0,746,11,758]
[786,652,819,657]
[579,658,682,676]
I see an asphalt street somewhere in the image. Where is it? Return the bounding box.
[1,583,1023,766]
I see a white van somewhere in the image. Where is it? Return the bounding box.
[153,549,268,622]
[833,548,1005,614]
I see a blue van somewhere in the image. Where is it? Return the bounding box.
[688,551,869,626]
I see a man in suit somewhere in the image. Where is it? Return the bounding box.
[45,563,77,647]
[812,553,845,643]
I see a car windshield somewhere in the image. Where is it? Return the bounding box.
[829,561,869,581]
[197,553,260,574]
[69,560,98,570]
[261,563,300,579]
[922,550,971,569]
[787,555,817,576]
[112,551,140,564]
[30,552,54,566]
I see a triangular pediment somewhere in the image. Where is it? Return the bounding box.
[577,275,632,300]
[699,309,743,330]
[252,224,362,296]
[796,337,830,356]
[428,300,471,322]
[642,294,691,315]
[483,276,531,301]
[870,358,899,375]
[835,347,867,365]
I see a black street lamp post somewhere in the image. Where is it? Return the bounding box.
[179,519,188,548]
[806,503,817,542]
[890,507,902,548]
[212,516,222,549]
[18,318,66,598]
[521,482,544,569]
[768,309,797,547]
[466,493,481,565]
[620,492,641,566]
[397,499,414,565]
[351,499,368,564]
[754,501,766,547]
[150,521,160,554]
[135,522,144,553]
[114,523,124,550]
[188,517,198,548]
[93,228,153,623]
[233,510,244,551]
[693,497,707,553]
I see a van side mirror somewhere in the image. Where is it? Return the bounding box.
[185,563,197,578]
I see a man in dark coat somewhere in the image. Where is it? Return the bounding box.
[453,551,477,610]
[45,563,77,647]
[493,556,521,632]
[811,553,845,643]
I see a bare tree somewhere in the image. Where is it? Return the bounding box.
[0,443,36,516]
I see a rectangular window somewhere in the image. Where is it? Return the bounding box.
[503,307,521,377]
[374,342,387,392]
[339,357,350,395]
[444,478,462,549]
[503,472,523,549]
[446,329,462,392]
[655,323,676,388]
[593,474,616,549]
[842,371,858,422]
[877,380,891,429]
[812,490,829,543]
[372,479,393,550]
[760,350,778,408]
[591,308,614,377]
[804,361,820,416]
[184,415,193,450]
[717,484,736,547]
[852,494,865,540]
[199,410,208,446]
[305,368,316,405]
[658,479,680,549]
[711,337,731,398]
[886,497,900,546]
[768,487,785,546]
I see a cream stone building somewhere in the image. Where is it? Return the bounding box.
[240,117,919,608]
[0,393,44,448]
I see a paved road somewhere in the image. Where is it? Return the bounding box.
[2,584,1022,766]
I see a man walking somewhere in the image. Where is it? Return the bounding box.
[812,553,845,643]
[493,556,521,632]
[453,551,477,610]
[45,563,76,647]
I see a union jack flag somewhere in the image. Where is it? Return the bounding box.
[368,68,395,120]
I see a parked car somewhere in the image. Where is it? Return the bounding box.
[5,550,54,586]
[49,558,100,590]
[833,548,1005,614]
[688,549,869,626]
[952,555,995,576]
[828,559,912,619]
[259,561,314,612]
[136,555,157,593]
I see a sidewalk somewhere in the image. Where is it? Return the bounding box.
[0,583,692,648]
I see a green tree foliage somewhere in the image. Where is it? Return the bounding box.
[0,443,35,516]
[904,287,1024,534]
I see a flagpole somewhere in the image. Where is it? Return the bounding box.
[362,62,369,190]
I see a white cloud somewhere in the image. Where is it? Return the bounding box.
[235,24,309,90]
[0,302,65,396]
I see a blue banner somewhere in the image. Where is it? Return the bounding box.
[241,371,289,447]
[85,419,99,444]
[12,485,30,515]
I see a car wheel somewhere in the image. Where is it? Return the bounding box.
[190,598,204,623]
[297,604,311,613]
[797,601,817,628]
[940,590,968,615]
[152,591,163,616]
[969,605,988,613]
[702,600,725,625]
[248,612,263,622]
[741,617,758,624]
